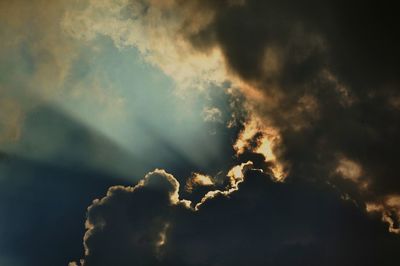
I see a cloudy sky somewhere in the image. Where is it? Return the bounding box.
[1,0,400,265]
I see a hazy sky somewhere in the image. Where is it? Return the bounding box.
[1,1,400,266]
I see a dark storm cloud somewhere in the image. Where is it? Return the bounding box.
[73,169,189,266]
[67,2,400,264]
[72,169,400,266]
[170,0,400,230]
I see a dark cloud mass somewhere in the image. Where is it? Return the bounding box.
[71,1,400,265]
[73,169,400,266]
[173,0,400,230]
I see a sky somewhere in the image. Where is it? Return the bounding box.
[1,0,400,265]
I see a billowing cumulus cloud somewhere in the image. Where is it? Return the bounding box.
[62,0,400,212]
[168,0,400,232]
[71,0,400,233]
[76,169,190,266]
[52,7,400,266]
[71,168,400,266]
